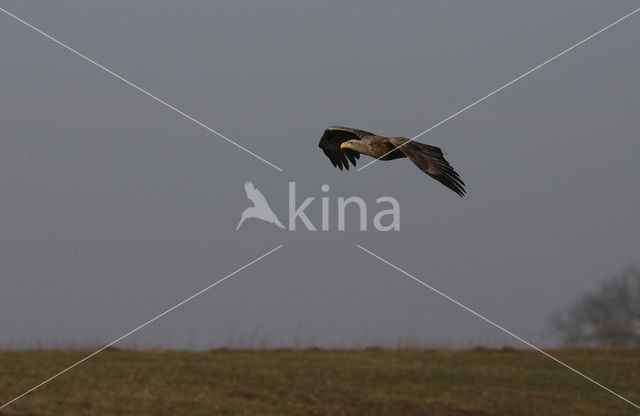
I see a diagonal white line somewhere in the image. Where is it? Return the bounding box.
[357,7,640,172]
[356,244,640,410]
[0,7,283,172]
[0,244,283,410]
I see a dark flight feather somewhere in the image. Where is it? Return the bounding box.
[318,126,369,170]
[389,138,466,197]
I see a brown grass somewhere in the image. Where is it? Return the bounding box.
[0,348,639,415]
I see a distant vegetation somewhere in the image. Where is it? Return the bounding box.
[552,268,640,348]
[1,348,639,415]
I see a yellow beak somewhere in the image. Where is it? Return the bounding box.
[340,142,350,149]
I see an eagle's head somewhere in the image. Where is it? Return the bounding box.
[340,138,371,153]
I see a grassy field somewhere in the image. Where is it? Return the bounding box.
[0,348,638,415]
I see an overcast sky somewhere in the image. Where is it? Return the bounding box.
[1,0,639,350]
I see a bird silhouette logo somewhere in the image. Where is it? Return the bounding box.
[236,181,285,230]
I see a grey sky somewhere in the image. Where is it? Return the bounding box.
[1,0,639,349]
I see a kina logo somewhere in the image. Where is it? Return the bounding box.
[235,181,400,232]
[236,181,286,230]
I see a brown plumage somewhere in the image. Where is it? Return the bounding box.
[318,126,466,197]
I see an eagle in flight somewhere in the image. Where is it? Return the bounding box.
[318,126,465,197]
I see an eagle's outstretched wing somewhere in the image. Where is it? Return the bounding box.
[244,181,271,208]
[318,126,370,170]
[389,138,466,197]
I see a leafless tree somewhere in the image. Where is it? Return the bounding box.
[551,268,640,347]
